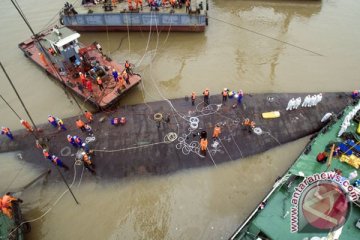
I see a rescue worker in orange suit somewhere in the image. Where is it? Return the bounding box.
[73,135,83,147]
[38,52,48,67]
[86,80,93,93]
[118,75,126,89]
[97,77,104,91]
[84,110,93,123]
[82,152,96,174]
[213,124,221,139]
[125,60,133,75]
[1,127,14,140]
[76,118,86,132]
[48,115,58,128]
[200,138,208,156]
[20,119,33,132]
[191,92,196,106]
[203,88,210,106]
[122,70,130,85]
[222,88,228,103]
[242,118,255,133]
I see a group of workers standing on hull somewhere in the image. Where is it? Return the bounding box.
[189,87,244,107]
[123,0,191,11]
[0,192,22,219]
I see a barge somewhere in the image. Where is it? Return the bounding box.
[60,0,208,32]
[18,26,141,109]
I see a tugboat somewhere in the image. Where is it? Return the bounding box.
[18,26,141,109]
[59,0,208,32]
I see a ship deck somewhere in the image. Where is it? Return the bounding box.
[231,104,360,240]
[18,28,141,109]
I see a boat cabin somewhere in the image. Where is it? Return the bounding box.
[37,27,82,74]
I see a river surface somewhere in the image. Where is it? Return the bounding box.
[0,0,359,239]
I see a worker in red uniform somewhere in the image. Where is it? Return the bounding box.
[79,72,86,86]
[222,88,228,103]
[38,52,48,66]
[20,119,33,132]
[213,124,221,139]
[203,88,210,106]
[1,193,22,219]
[1,127,13,140]
[86,80,93,93]
[97,77,104,91]
[84,110,93,123]
[76,118,86,132]
[191,92,196,106]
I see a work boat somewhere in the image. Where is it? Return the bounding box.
[18,26,141,109]
[59,0,208,32]
[0,200,28,240]
[230,101,360,240]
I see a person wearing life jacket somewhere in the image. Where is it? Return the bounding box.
[222,88,228,103]
[47,115,57,128]
[86,80,93,93]
[200,138,208,155]
[128,0,133,10]
[51,155,69,170]
[67,134,77,148]
[112,69,119,82]
[213,124,221,139]
[48,47,56,56]
[43,149,51,160]
[112,0,117,6]
[84,123,93,135]
[84,110,93,123]
[73,136,83,147]
[185,0,190,13]
[97,77,104,91]
[352,90,359,99]
[79,72,86,86]
[76,118,86,132]
[122,70,130,85]
[191,92,196,106]
[1,193,21,219]
[111,117,120,126]
[203,88,210,106]
[124,60,133,75]
[118,75,126,89]
[82,152,96,174]
[56,118,67,131]
[20,119,33,132]
[38,52,48,67]
[1,127,14,140]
